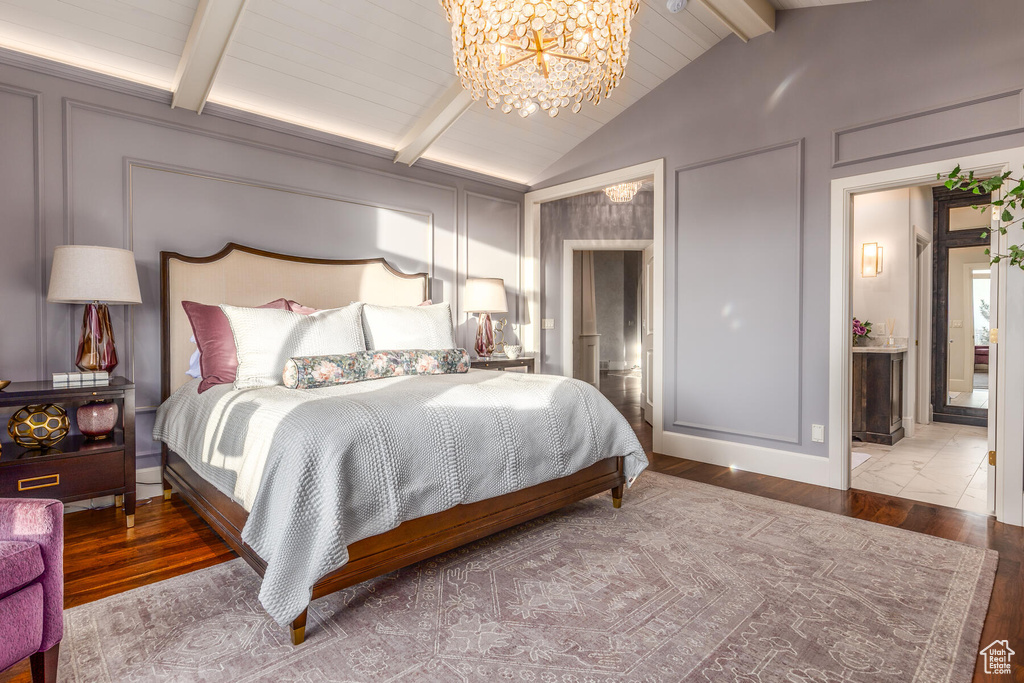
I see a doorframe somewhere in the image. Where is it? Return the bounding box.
[914,235,933,427]
[829,146,1024,525]
[561,239,653,381]
[524,159,665,453]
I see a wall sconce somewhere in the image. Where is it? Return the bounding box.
[861,242,883,277]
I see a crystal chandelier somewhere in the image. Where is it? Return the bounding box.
[604,181,643,202]
[439,1,640,118]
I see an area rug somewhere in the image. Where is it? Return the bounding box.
[57,472,996,682]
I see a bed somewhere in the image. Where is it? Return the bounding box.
[157,243,646,645]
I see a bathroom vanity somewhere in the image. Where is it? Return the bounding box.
[852,346,907,445]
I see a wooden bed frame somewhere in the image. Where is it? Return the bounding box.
[159,243,626,645]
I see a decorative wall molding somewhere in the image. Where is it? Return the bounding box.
[203,102,530,194]
[0,84,44,380]
[0,46,529,193]
[0,46,172,105]
[672,139,803,444]
[62,98,462,199]
[832,88,1024,168]
[124,158,437,411]
[462,191,523,349]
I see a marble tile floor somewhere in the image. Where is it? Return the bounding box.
[948,389,989,409]
[851,422,989,514]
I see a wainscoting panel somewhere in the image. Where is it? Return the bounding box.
[0,86,42,381]
[464,192,522,350]
[62,100,466,461]
[833,89,1024,167]
[130,163,435,412]
[672,140,803,443]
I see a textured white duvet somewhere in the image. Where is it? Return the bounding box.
[153,370,647,626]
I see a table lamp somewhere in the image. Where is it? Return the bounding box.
[47,245,142,373]
[464,277,508,358]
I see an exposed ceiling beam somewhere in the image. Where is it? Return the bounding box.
[171,0,248,113]
[697,0,775,42]
[394,82,475,166]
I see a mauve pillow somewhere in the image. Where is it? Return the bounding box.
[183,298,290,393]
[286,300,319,315]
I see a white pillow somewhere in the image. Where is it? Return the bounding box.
[362,302,455,350]
[186,335,202,379]
[220,303,365,389]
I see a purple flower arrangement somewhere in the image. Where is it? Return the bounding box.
[852,317,873,345]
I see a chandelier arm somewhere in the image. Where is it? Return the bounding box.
[532,30,550,78]
[499,52,537,71]
[545,52,591,63]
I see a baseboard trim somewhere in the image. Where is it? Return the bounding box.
[659,431,830,487]
[63,465,164,514]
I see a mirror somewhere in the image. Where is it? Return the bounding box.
[946,245,990,409]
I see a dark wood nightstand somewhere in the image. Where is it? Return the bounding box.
[0,377,136,527]
[471,355,536,373]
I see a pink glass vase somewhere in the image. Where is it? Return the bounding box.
[77,400,119,440]
[475,312,494,358]
[76,303,118,372]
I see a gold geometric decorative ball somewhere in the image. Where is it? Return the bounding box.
[8,403,70,448]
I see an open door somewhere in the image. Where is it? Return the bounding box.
[641,244,654,426]
[985,225,999,516]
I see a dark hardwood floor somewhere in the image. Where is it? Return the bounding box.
[2,370,1020,682]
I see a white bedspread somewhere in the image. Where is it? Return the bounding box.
[153,370,647,626]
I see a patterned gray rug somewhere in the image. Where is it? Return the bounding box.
[58,472,996,682]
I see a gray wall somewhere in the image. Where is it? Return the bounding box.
[0,59,523,469]
[531,0,1024,457]
[540,190,654,373]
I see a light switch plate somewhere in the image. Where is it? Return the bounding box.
[811,424,825,443]
[950,320,963,328]
[542,319,555,330]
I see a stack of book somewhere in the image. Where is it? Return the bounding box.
[52,371,110,387]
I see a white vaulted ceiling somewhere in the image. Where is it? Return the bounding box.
[0,0,199,87]
[0,0,869,185]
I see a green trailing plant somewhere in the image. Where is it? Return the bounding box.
[939,165,1024,270]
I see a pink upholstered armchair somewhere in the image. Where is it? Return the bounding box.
[0,499,63,683]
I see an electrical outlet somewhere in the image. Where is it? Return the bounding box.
[811,424,825,443]
[542,319,555,330]
[950,320,963,328]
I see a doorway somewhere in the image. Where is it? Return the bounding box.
[524,159,666,453]
[828,146,1024,525]
[564,242,652,425]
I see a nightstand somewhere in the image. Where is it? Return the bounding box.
[0,377,136,527]
[471,355,536,373]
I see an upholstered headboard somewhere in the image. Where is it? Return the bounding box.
[161,243,428,397]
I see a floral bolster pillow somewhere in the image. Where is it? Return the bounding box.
[283,349,471,389]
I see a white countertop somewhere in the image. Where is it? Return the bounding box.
[853,345,908,354]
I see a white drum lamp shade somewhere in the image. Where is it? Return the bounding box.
[47,245,141,373]
[464,277,508,314]
[47,245,142,305]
